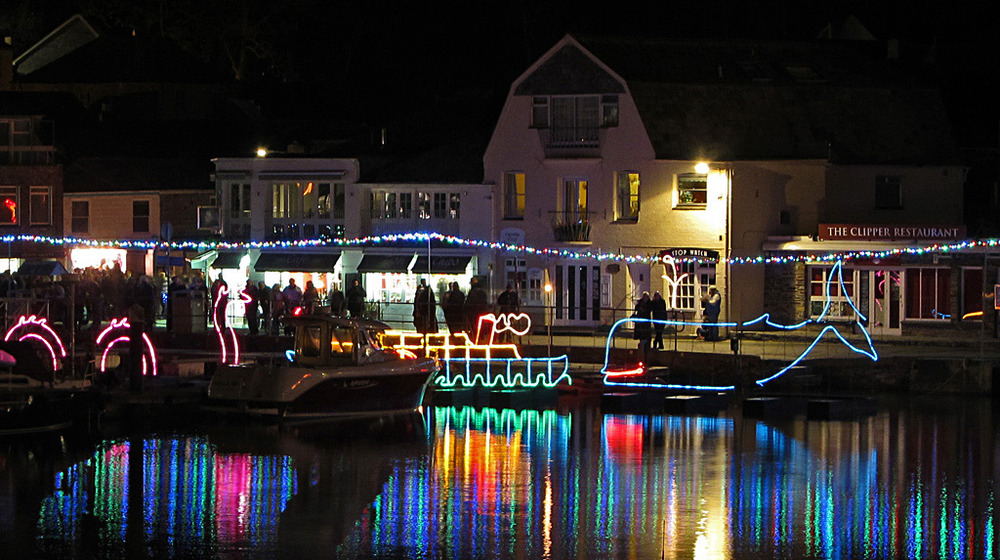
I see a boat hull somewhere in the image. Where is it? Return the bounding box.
[208,357,437,419]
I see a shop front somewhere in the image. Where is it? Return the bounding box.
[354,252,474,329]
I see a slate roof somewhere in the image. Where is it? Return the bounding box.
[526,36,959,164]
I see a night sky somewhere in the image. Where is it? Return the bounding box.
[2,0,998,147]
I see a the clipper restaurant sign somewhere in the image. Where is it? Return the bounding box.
[819,224,967,241]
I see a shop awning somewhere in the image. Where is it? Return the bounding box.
[253,252,340,272]
[209,252,245,269]
[356,254,415,273]
[17,260,69,276]
[412,255,473,274]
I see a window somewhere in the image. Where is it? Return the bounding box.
[505,258,527,300]
[601,95,619,126]
[229,183,250,219]
[398,192,412,219]
[962,268,984,320]
[0,186,17,225]
[562,178,588,222]
[29,186,51,225]
[905,268,950,320]
[531,97,549,128]
[808,266,858,319]
[449,193,461,219]
[551,96,599,146]
[417,192,432,219]
[433,192,448,219]
[272,183,293,218]
[504,172,525,219]
[133,200,150,233]
[71,200,89,233]
[615,172,639,221]
[321,182,345,219]
[875,175,902,209]
[677,174,708,207]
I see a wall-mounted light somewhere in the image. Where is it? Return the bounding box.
[256,147,268,158]
[694,162,710,174]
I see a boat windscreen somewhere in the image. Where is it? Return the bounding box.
[300,326,323,358]
[330,327,355,355]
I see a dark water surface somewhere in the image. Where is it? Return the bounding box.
[1,396,997,559]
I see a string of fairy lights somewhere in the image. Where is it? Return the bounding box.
[4,232,999,266]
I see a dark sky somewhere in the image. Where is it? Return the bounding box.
[3,0,998,146]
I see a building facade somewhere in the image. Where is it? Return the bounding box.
[484,35,971,336]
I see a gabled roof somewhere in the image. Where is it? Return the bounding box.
[515,35,958,164]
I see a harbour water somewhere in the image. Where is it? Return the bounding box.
[2,396,997,559]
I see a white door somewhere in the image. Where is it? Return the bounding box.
[868,269,902,336]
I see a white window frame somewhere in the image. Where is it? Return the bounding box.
[29,186,52,226]
[615,171,639,221]
[808,265,858,320]
[676,173,708,208]
[503,172,525,219]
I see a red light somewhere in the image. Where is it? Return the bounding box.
[293,307,304,316]
[3,198,16,223]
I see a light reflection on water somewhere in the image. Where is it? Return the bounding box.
[2,398,997,559]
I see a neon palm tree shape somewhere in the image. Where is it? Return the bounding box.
[601,259,878,391]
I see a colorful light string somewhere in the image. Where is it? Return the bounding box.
[4,232,1000,266]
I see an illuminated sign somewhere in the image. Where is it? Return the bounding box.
[383,313,571,388]
[818,223,966,241]
[2,197,16,224]
[658,248,719,262]
[213,284,244,365]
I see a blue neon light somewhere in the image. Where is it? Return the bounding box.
[600,259,878,390]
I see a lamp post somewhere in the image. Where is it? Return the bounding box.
[544,283,553,356]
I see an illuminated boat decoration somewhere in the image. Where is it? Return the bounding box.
[96,317,159,376]
[602,260,878,392]
[381,313,571,389]
[207,315,438,420]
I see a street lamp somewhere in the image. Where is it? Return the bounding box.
[544,283,553,355]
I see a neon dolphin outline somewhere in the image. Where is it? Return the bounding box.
[601,259,878,391]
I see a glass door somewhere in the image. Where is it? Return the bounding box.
[869,269,902,336]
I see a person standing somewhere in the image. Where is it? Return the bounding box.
[650,291,667,350]
[165,275,186,332]
[242,281,259,335]
[327,284,345,317]
[633,291,653,352]
[346,279,366,319]
[257,281,271,332]
[697,286,722,341]
[302,280,319,314]
[270,284,284,334]
[464,278,489,336]
[443,282,466,334]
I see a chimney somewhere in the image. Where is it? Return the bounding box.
[1,36,13,90]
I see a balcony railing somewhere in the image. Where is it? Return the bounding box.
[550,211,591,242]
[549,126,599,148]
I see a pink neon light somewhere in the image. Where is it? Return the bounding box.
[5,315,68,371]
[95,317,158,376]
[18,333,59,371]
[213,284,243,365]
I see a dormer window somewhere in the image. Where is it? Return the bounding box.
[532,97,549,128]
[601,95,619,126]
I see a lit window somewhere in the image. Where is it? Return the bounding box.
[71,200,89,233]
[905,268,950,320]
[0,186,17,226]
[615,171,639,221]
[875,175,902,209]
[398,192,412,219]
[449,193,461,219]
[504,172,525,219]
[808,266,857,319]
[677,174,707,207]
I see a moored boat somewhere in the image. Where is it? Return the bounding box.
[207,315,438,420]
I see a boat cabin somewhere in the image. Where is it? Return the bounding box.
[287,315,393,367]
